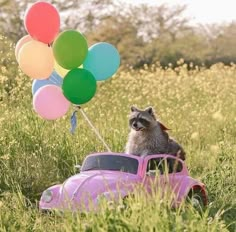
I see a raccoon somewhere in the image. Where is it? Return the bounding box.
[125,106,186,160]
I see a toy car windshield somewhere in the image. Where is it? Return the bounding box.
[81,155,139,174]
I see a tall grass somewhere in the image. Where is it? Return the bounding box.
[0,36,235,231]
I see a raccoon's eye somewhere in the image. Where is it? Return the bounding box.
[129,118,136,124]
[139,118,150,126]
[139,118,147,123]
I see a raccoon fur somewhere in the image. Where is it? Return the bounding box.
[125,106,186,160]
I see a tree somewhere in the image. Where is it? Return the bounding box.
[0,0,28,40]
[86,13,145,68]
[123,3,193,66]
[198,22,236,65]
[130,3,191,42]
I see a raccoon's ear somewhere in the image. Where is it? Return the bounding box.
[131,106,138,112]
[145,106,154,116]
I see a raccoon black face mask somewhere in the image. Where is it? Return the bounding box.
[129,106,157,131]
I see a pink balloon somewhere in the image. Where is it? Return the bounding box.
[15,35,32,61]
[24,2,60,44]
[33,85,70,120]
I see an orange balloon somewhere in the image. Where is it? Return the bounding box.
[18,40,54,79]
[15,35,32,61]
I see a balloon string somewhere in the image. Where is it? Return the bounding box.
[49,78,59,85]
[77,106,111,152]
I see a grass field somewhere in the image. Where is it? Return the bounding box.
[0,38,236,231]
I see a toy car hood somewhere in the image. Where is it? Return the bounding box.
[40,170,141,211]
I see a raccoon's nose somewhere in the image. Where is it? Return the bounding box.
[133,122,138,127]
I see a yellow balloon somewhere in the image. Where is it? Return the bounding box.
[54,60,69,77]
[18,40,54,79]
[54,61,83,77]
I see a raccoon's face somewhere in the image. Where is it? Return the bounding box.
[129,106,157,131]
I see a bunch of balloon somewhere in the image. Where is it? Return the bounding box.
[15,2,69,120]
[15,1,120,123]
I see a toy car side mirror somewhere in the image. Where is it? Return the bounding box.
[146,170,156,177]
[75,165,81,172]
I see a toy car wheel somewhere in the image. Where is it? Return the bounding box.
[187,188,205,210]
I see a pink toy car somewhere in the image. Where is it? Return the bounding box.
[39,152,207,212]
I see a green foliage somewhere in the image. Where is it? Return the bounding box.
[0,39,236,231]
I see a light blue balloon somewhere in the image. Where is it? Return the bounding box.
[83,42,120,81]
[50,71,63,86]
[32,71,63,95]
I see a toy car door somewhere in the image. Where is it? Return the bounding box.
[144,156,184,197]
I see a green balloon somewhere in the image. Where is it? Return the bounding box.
[62,68,97,104]
[53,30,88,70]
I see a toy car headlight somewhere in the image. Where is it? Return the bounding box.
[42,190,53,203]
